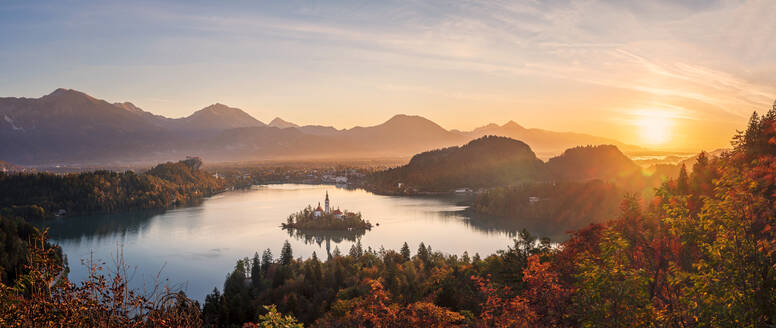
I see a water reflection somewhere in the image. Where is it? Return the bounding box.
[39,209,164,242]
[34,184,557,302]
[461,210,574,241]
[283,228,366,255]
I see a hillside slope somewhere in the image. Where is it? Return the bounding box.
[367,136,545,193]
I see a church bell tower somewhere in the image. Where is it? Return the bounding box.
[325,191,330,214]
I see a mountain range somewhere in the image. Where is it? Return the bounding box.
[0,89,639,165]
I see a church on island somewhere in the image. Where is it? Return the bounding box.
[313,191,344,219]
[283,191,371,232]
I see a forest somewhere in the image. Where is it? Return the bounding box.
[0,157,224,218]
[1,106,776,327]
[0,157,222,291]
[472,180,624,231]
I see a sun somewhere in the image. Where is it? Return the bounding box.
[635,113,673,146]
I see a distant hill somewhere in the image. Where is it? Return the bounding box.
[456,121,640,157]
[178,103,265,130]
[297,125,341,136]
[546,145,641,181]
[367,136,545,193]
[366,140,669,194]
[0,89,637,166]
[339,114,467,157]
[269,117,299,129]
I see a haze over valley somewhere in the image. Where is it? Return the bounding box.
[1,88,643,166]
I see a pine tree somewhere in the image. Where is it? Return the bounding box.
[764,99,776,122]
[280,241,293,266]
[694,151,708,172]
[732,111,759,150]
[462,251,470,263]
[261,248,273,275]
[417,242,430,264]
[691,152,710,194]
[203,287,224,326]
[310,252,322,282]
[677,164,689,195]
[744,111,761,150]
[349,239,363,258]
[400,242,411,261]
[251,252,261,288]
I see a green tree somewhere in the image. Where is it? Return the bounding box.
[677,163,689,194]
[349,239,363,257]
[400,242,411,261]
[261,248,273,275]
[251,251,262,289]
[280,241,293,266]
[203,287,224,326]
[223,259,254,323]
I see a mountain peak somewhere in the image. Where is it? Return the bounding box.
[269,117,299,128]
[376,114,450,132]
[184,103,265,129]
[201,103,232,111]
[502,120,524,129]
[49,88,76,96]
[43,88,94,101]
[387,114,418,121]
[383,114,435,126]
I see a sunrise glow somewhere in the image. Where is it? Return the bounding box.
[636,114,674,146]
[2,1,775,152]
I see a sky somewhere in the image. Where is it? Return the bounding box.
[1,0,775,151]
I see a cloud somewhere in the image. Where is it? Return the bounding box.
[1,0,774,149]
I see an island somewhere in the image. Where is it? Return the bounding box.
[282,192,372,231]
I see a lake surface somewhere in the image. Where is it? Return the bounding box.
[39,184,559,302]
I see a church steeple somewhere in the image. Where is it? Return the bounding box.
[325,191,330,214]
[326,190,329,214]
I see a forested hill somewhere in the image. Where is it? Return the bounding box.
[0,157,224,218]
[366,136,654,194]
[546,144,639,180]
[367,136,545,193]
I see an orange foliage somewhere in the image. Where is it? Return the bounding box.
[317,279,464,328]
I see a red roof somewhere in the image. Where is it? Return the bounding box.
[315,205,324,211]
[333,209,343,215]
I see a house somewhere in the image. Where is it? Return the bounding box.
[313,203,324,217]
[332,209,344,220]
[335,176,348,183]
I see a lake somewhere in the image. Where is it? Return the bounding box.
[38,184,561,302]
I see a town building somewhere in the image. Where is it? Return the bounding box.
[312,191,345,220]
